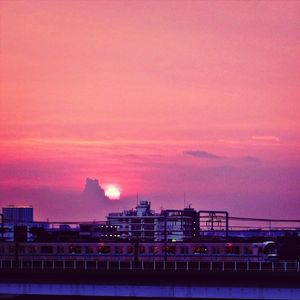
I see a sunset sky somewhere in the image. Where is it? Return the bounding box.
[0,0,300,220]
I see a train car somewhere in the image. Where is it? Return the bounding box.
[0,241,276,262]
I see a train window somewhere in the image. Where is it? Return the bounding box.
[85,246,94,254]
[40,246,53,254]
[139,246,145,254]
[57,246,65,254]
[115,246,123,254]
[149,246,159,254]
[225,245,240,254]
[19,246,26,253]
[194,246,207,254]
[163,246,176,254]
[212,247,220,254]
[29,246,38,254]
[127,246,133,254]
[180,247,189,254]
[244,247,252,255]
[69,246,81,254]
[263,243,276,255]
[98,246,111,254]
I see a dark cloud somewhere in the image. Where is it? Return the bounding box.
[0,178,135,221]
[82,178,107,199]
[183,150,224,159]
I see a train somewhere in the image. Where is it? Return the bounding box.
[0,240,277,262]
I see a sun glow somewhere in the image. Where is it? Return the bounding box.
[105,185,121,200]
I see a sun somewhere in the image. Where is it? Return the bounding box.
[104,185,121,200]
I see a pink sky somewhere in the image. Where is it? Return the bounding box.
[0,0,300,220]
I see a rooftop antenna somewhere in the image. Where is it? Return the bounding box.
[136,193,139,206]
[184,192,186,208]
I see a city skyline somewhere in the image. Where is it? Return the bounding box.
[1,1,300,221]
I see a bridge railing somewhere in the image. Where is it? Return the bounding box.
[0,259,299,272]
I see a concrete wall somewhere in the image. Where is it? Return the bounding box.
[1,283,300,299]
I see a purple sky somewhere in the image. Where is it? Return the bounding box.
[0,1,300,221]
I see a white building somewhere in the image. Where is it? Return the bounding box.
[107,201,159,241]
[107,201,199,242]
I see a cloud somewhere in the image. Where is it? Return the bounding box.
[183,150,224,159]
[240,156,262,164]
[252,136,280,143]
[0,178,136,221]
[82,178,108,199]
[218,139,241,145]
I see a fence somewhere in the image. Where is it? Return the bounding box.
[0,259,299,272]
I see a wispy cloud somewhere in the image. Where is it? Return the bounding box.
[218,139,241,145]
[183,150,224,159]
[240,155,262,164]
[252,136,280,143]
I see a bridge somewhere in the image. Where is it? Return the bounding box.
[0,259,300,299]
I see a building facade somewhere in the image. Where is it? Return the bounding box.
[1,206,48,242]
[2,206,33,224]
[107,201,199,242]
[107,201,159,241]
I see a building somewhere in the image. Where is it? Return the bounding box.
[79,223,120,241]
[156,207,200,242]
[107,200,159,241]
[2,205,33,224]
[1,206,48,242]
[107,201,199,242]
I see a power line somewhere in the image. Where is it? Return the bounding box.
[229,216,300,223]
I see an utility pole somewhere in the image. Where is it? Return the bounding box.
[164,210,167,263]
[0,214,4,241]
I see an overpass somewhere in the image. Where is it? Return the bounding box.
[0,259,300,299]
